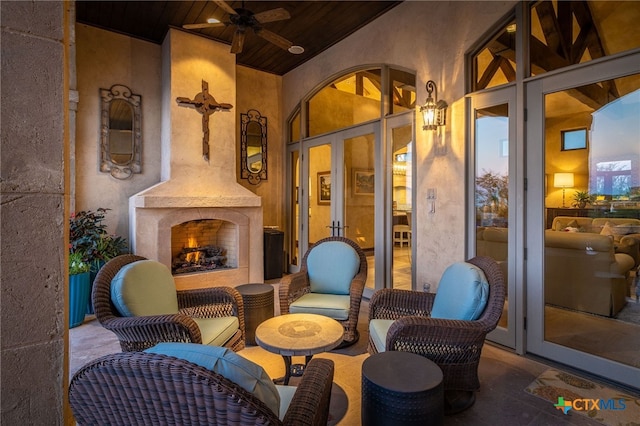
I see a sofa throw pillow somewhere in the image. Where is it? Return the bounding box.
[146,342,280,415]
[600,221,615,237]
[431,262,489,320]
[110,260,179,317]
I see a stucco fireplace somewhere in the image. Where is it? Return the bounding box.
[129,29,263,290]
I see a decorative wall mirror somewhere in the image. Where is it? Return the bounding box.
[240,109,267,184]
[100,84,142,179]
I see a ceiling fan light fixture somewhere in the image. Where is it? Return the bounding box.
[288,45,304,55]
[206,17,221,24]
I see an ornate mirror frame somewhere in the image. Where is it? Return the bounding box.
[100,84,142,179]
[240,109,267,184]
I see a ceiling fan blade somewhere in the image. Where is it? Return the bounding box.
[253,8,291,24]
[183,22,226,30]
[230,29,246,54]
[214,0,238,16]
[254,28,292,51]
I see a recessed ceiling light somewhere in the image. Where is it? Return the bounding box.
[207,17,221,24]
[288,45,304,55]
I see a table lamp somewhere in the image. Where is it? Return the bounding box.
[554,172,574,207]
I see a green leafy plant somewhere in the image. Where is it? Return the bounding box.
[69,251,91,275]
[69,208,128,269]
[572,190,593,208]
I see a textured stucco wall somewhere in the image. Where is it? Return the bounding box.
[236,66,284,230]
[75,24,162,240]
[1,1,68,423]
[282,0,516,288]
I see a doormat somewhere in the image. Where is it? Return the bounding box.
[525,369,640,425]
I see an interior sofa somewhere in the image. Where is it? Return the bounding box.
[546,216,638,317]
[477,218,637,317]
[476,227,508,291]
[550,216,640,267]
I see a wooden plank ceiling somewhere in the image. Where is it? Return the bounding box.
[76,1,403,76]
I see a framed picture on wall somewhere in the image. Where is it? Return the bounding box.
[317,171,331,205]
[561,128,587,151]
[353,169,375,196]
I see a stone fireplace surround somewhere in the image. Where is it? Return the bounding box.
[130,202,262,290]
[129,30,263,290]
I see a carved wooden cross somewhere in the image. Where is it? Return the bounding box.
[176,80,233,161]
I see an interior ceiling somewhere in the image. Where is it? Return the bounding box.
[76,1,403,76]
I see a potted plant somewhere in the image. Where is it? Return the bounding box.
[69,208,128,314]
[572,190,593,209]
[69,250,91,328]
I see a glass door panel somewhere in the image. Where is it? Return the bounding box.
[344,131,376,292]
[391,123,413,290]
[526,53,640,388]
[289,150,300,269]
[470,88,516,348]
[344,133,375,242]
[308,143,333,245]
[542,73,640,369]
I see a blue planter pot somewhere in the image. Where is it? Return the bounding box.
[69,272,91,328]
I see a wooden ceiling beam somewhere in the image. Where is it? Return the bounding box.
[535,1,566,58]
[476,55,503,90]
[498,57,516,83]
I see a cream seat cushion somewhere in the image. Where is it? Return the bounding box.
[289,293,351,320]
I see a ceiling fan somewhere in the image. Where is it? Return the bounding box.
[183,0,297,54]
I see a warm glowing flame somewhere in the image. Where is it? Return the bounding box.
[185,236,201,263]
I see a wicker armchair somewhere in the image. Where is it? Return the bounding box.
[92,254,245,352]
[279,236,367,347]
[368,256,505,413]
[69,351,334,426]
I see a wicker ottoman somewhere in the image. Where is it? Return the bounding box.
[362,351,444,426]
[236,283,274,345]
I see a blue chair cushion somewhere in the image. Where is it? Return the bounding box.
[145,343,280,415]
[289,293,350,320]
[307,241,360,295]
[192,316,240,347]
[368,319,395,352]
[431,262,489,320]
[111,260,179,317]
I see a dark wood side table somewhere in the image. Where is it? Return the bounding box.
[235,283,274,346]
[362,351,444,426]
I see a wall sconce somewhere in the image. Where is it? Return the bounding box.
[554,172,574,207]
[420,80,448,131]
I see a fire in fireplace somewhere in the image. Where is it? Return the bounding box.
[171,219,237,275]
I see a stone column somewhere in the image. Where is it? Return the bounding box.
[1,1,69,423]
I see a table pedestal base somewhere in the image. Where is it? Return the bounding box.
[274,355,313,385]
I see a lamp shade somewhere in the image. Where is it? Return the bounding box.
[554,173,574,188]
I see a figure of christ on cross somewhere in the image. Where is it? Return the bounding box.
[176,80,233,161]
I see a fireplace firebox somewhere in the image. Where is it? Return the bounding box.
[171,219,237,275]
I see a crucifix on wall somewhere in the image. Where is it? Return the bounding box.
[176,80,233,161]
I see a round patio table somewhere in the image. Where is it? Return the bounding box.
[255,313,343,385]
